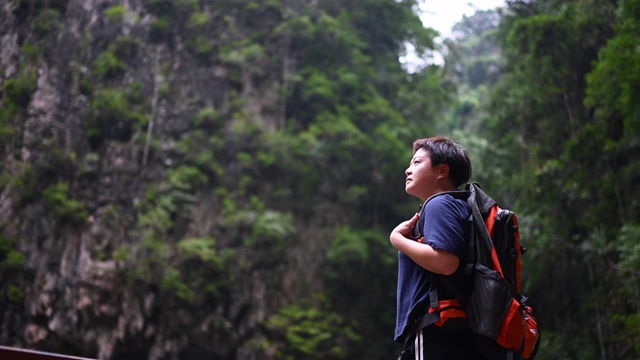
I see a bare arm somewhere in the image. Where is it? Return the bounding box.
[390,213,460,275]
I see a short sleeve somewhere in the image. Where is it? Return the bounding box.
[422,194,469,258]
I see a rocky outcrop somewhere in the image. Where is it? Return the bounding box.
[0,1,314,358]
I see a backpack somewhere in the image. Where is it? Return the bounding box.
[407,183,541,360]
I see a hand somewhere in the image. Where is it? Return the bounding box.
[390,213,420,245]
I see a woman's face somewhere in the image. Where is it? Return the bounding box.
[405,148,443,201]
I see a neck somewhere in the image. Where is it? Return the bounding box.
[421,184,456,202]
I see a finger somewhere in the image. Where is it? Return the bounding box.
[409,212,420,224]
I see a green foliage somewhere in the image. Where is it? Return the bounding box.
[0,58,41,139]
[5,165,37,205]
[177,237,221,265]
[176,236,235,298]
[125,81,145,105]
[7,284,25,302]
[184,10,213,57]
[175,137,224,177]
[273,14,314,38]
[0,109,16,138]
[352,95,403,132]
[249,210,294,241]
[167,165,207,191]
[219,41,266,67]
[188,35,214,58]
[93,50,126,79]
[350,0,435,58]
[113,244,132,262]
[483,1,639,358]
[446,9,502,110]
[187,11,209,29]
[0,237,26,303]
[533,331,572,360]
[616,223,640,277]
[138,204,172,237]
[2,66,37,109]
[149,16,171,43]
[161,267,194,300]
[105,5,127,22]
[113,35,140,61]
[148,0,198,43]
[20,42,41,63]
[86,88,148,148]
[191,107,221,128]
[3,249,26,269]
[326,227,370,264]
[616,314,640,358]
[34,8,61,35]
[322,227,398,358]
[157,82,171,100]
[43,182,88,223]
[129,159,214,289]
[585,0,640,162]
[0,1,459,358]
[0,236,26,270]
[301,69,337,105]
[266,303,360,360]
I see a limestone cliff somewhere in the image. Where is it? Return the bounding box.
[0,1,323,358]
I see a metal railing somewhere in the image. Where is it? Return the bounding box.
[0,346,97,360]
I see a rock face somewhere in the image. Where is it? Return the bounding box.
[0,1,320,358]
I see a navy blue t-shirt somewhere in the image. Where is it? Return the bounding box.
[394,193,470,342]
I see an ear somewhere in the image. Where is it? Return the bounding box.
[436,163,450,180]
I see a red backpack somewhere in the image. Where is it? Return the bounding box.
[408,183,541,360]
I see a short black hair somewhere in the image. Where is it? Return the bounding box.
[412,136,472,188]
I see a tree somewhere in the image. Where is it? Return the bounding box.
[483,0,639,358]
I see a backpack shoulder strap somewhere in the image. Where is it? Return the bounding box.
[466,183,496,220]
[466,183,499,267]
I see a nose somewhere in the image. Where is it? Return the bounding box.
[405,167,411,176]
